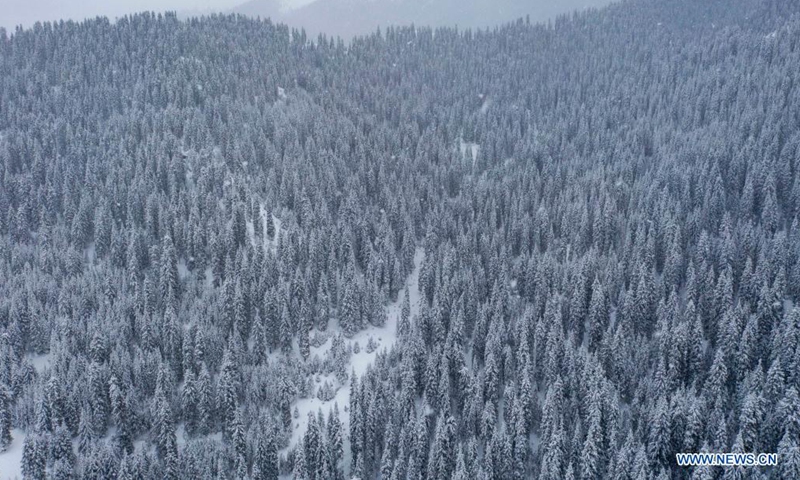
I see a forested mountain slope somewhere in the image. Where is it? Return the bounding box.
[1,0,800,479]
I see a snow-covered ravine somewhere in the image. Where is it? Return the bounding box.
[281,248,425,462]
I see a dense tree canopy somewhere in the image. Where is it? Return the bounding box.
[1,0,800,478]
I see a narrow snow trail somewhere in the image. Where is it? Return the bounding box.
[282,248,425,456]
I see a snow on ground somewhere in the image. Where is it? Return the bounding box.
[178,259,190,280]
[784,299,795,314]
[459,139,480,168]
[204,267,215,289]
[0,429,25,480]
[84,241,96,264]
[281,249,425,458]
[246,219,255,244]
[479,94,491,114]
[253,203,284,255]
[27,353,52,374]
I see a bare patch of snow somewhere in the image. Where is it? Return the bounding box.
[178,259,189,280]
[0,429,25,480]
[783,300,794,315]
[84,241,96,263]
[459,139,480,167]
[479,95,491,114]
[27,353,51,374]
[246,220,256,247]
[204,267,215,289]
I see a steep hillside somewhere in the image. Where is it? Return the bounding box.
[2,0,800,479]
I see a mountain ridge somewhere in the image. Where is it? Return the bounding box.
[233,0,614,39]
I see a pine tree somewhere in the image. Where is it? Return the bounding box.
[294,444,309,480]
[327,404,343,477]
[78,405,95,454]
[197,364,214,435]
[50,458,74,480]
[340,277,361,338]
[304,413,321,480]
[266,210,276,240]
[109,375,133,454]
[279,304,293,353]
[153,392,176,461]
[21,434,46,480]
[299,313,311,361]
[778,428,800,480]
[231,408,247,460]
[428,414,456,480]
[540,418,565,480]
[582,410,603,480]
[587,277,608,352]
[160,234,180,304]
[647,397,671,470]
[0,384,12,452]
[453,446,469,480]
[182,370,198,434]
[513,407,528,480]
[255,426,279,480]
[217,349,241,437]
[398,287,412,339]
[739,393,763,452]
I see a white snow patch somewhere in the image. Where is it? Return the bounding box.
[246,220,256,247]
[176,423,189,447]
[204,267,215,289]
[459,140,480,166]
[27,353,51,374]
[0,429,25,480]
[133,438,148,454]
[783,300,794,314]
[178,259,189,280]
[281,249,425,463]
[84,242,96,263]
[479,95,491,114]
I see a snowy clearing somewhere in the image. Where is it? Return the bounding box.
[459,139,480,166]
[282,248,425,458]
[250,204,284,255]
[26,353,51,374]
[0,429,25,480]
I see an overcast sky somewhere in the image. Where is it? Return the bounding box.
[0,0,313,30]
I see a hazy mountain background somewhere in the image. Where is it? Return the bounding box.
[0,0,239,31]
[1,0,614,40]
[234,0,616,39]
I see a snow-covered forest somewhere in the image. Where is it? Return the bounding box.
[1,0,800,478]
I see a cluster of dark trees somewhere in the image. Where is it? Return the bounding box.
[1,0,800,478]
